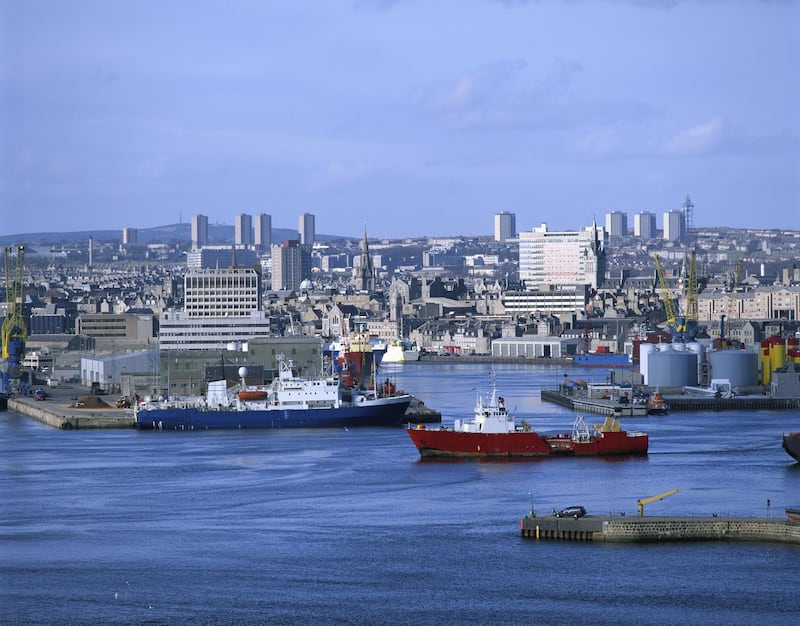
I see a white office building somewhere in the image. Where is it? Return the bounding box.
[518,222,607,290]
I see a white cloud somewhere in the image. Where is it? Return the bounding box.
[665,117,726,155]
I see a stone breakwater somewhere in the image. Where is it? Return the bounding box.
[520,515,800,545]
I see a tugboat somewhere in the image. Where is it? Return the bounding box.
[647,392,669,415]
[407,390,648,459]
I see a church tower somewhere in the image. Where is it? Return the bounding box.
[355,226,375,292]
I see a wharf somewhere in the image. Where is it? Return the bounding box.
[542,389,800,413]
[520,514,800,545]
[7,384,135,429]
[5,383,440,429]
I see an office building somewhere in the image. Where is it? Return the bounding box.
[186,246,258,270]
[254,213,272,250]
[518,222,607,290]
[192,214,209,248]
[159,266,269,351]
[299,212,315,246]
[494,212,516,242]
[271,240,312,291]
[663,210,686,242]
[235,213,253,246]
[634,212,657,239]
[184,267,262,317]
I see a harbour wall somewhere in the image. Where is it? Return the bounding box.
[520,515,800,545]
[7,395,135,429]
[541,389,800,413]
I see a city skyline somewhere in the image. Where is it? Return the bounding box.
[2,1,798,239]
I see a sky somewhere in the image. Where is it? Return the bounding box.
[1,0,798,240]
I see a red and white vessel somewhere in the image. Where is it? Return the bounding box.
[407,391,648,459]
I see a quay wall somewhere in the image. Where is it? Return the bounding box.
[7,393,135,430]
[520,515,800,545]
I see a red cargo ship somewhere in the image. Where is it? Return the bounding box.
[407,392,648,459]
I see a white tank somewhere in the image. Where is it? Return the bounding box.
[657,343,674,352]
[639,343,656,385]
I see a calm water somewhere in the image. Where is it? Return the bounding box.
[2,362,798,625]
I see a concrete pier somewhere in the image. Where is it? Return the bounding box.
[542,389,800,413]
[520,514,800,545]
[6,384,135,429]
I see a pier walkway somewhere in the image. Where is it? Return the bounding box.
[520,514,800,545]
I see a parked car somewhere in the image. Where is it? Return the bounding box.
[553,505,587,519]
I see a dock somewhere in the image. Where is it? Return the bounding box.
[6,384,135,429]
[520,514,800,544]
[5,383,441,429]
[542,389,800,413]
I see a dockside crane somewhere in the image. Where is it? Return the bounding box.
[2,245,27,382]
[653,252,697,342]
[637,488,680,517]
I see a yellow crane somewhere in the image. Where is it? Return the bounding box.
[2,245,26,375]
[637,488,679,517]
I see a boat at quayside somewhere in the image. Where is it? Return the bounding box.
[381,339,420,364]
[407,391,648,459]
[135,354,412,430]
[782,432,800,462]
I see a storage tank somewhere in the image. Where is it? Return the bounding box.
[760,339,771,385]
[708,350,759,388]
[647,351,698,388]
[639,343,656,385]
[686,342,705,385]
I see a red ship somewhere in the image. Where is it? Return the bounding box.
[407,392,648,459]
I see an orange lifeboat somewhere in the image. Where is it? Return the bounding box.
[238,390,268,401]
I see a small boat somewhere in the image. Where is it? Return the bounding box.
[786,508,800,524]
[782,432,800,462]
[237,389,269,401]
[647,392,669,415]
[406,391,648,459]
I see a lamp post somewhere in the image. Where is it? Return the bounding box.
[528,490,536,518]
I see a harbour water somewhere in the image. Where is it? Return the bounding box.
[2,362,798,625]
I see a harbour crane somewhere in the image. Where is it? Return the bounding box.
[654,252,698,342]
[1,245,27,383]
[637,488,680,517]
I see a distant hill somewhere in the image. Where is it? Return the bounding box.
[0,224,349,246]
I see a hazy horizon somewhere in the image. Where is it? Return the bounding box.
[3,1,798,239]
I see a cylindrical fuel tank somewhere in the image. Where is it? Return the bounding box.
[708,350,758,388]
[646,351,698,388]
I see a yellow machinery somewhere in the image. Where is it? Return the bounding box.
[637,488,679,517]
[654,252,697,341]
[2,245,27,374]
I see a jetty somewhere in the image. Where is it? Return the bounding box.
[5,382,440,430]
[6,384,135,429]
[519,513,800,545]
[542,389,800,413]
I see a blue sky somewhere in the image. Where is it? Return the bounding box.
[2,0,798,239]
